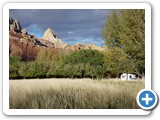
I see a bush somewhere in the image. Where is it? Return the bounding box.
[10,49,108,79]
[64,50,107,79]
[19,61,47,78]
[9,56,24,79]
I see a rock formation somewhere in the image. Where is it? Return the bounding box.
[41,28,68,49]
[9,17,22,32]
[9,18,61,60]
[9,17,105,60]
[64,43,105,51]
[42,28,62,43]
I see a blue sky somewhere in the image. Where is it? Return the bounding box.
[10,9,110,46]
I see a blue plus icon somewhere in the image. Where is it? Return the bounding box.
[137,89,158,110]
[142,93,153,105]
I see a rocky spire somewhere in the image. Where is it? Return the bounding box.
[42,28,62,43]
[9,17,22,31]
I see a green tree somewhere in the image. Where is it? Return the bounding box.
[102,9,145,77]
[65,50,107,79]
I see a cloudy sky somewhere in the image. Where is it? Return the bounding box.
[10,9,110,46]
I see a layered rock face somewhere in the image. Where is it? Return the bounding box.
[10,38,41,60]
[9,17,105,60]
[9,18,60,60]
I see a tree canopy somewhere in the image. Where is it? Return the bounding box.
[102,9,145,77]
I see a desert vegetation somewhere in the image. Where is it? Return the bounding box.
[10,79,144,109]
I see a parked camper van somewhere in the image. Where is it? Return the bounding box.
[120,73,137,80]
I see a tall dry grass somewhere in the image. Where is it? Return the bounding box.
[9,78,144,109]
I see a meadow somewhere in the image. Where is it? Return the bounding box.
[9,78,144,109]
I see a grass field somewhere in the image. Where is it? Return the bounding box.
[9,78,144,109]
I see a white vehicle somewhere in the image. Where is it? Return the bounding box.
[120,73,137,80]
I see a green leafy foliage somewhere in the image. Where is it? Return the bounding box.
[102,9,145,77]
[9,56,24,79]
[9,49,108,79]
[64,50,107,79]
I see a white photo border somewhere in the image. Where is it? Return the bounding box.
[3,3,151,115]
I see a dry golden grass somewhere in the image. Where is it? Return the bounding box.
[9,78,144,109]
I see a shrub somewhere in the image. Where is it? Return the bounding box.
[64,50,107,79]
[10,49,108,79]
[9,56,24,79]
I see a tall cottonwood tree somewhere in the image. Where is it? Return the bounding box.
[102,9,145,77]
